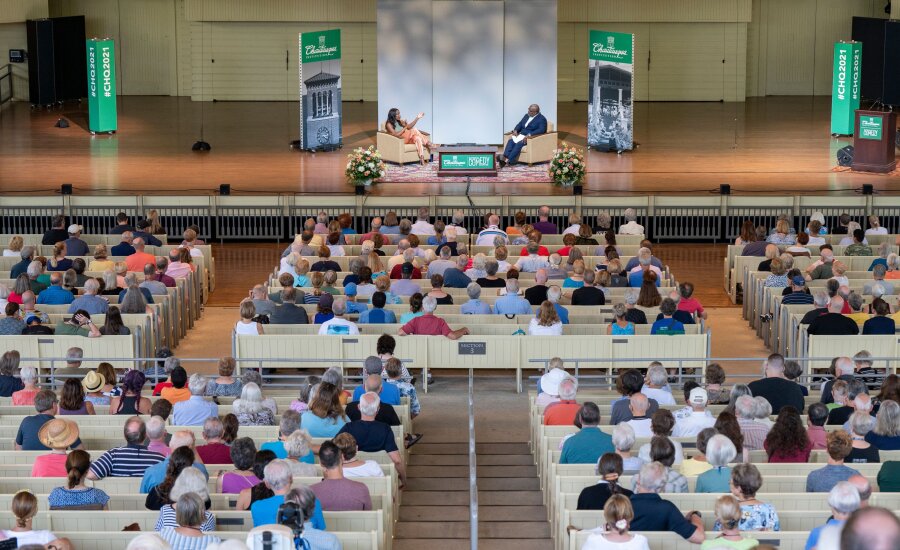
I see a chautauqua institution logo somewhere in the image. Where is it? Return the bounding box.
[593,35,629,60]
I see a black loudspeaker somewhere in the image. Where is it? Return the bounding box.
[853,17,886,101]
[60,184,73,195]
[719,184,731,195]
[883,20,900,105]
[25,16,86,105]
[51,16,87,101]
[26,19,56,105]
[837,145,855,167]
[219,184,231,196]
[862,184,874,195]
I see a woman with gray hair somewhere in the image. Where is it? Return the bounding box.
[723,384,752,416]
[611,424,645,473]
[283,430,317,476]
[465,253,488,280]
[847,411,880,463]
[695,434,737,493]
[606,303,635,335]
[233,383,275,426]
[11,365,39,406]
[237,370,277,414]
[120,285,151,315]
[752,396,774,427]
[154,468,216,532]
[100,270,119,295]
[869,241,891,271]
[321,366,351,405]
[157,492,221,548]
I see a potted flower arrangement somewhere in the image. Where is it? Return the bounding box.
[549,143,586,193]
[346,146,386,194]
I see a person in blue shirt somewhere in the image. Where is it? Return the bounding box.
[358,292,397,324]
[460,283,492,314]
[140,432,209,493]
[352,371,401,405]
[863,299,896,335]
[133,220,163,247]
[560,403,615,464]
[492,279,532,315]
[804,481,860,550]
[651,298,685,335]
[250,459,325,529]
[36,273,74,305]
[343,283,369,315]
[260,411,314,463]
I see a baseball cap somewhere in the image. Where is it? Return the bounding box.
[345,282,358,296]
[318,293,334,309]
[689,387,708,406]
[67,224,83,234]
[791,275,805,286]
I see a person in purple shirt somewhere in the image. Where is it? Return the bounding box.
[390,263,422,296]
[531,205,558,234]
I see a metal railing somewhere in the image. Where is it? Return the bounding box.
[4,194,900,243]
[468,367,478,550]
[0,65,12,106]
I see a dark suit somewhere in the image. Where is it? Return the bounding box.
[503,113,547,164]
[111,243,135,256]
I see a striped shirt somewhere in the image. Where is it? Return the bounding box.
[738,418,771,451]
[155,506,217,532]
[158,527,220,549]
[89,444,165,479]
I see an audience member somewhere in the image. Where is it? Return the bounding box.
[726,463,780,531]
[310,441,372,511]
[629,462,705,543]
[88,416,165,479]
[695,434,737,493]
[337,392,407,485]
[764,406,811,462]
[637,409,684,465]
[561,402,614,464]
[807,431,861,492]
[747,353,805,413]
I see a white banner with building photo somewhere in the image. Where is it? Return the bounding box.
[588,30,634,152]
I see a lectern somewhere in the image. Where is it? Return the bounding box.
[851,110,897,173]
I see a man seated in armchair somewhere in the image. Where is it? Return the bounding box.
[498,104,548,167]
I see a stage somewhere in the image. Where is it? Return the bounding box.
[0,96,894,196]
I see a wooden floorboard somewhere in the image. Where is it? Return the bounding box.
[0,96,892,196]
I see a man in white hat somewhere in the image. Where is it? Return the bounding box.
[536,359,569,409]
[673,387,716,437]
[64,224,89,257]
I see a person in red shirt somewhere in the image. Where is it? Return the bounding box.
[398,296,469,340]
[555,233,577,257]
[676,282,707,320]
[519,230,550,257]
[125,238,157,273]
[196,417,233,464]
[544,378,580,426]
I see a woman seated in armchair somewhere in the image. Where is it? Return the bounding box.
[385,108,435,165]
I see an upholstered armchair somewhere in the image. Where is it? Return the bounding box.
[377,123,430,165]
[501,122,557,165]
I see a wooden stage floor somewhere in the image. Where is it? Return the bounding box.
[0,96,893,196]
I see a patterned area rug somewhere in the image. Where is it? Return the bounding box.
[382,161,552,183]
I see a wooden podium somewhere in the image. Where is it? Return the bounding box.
[851,110,897,173]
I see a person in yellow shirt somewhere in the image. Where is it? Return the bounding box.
[160,366,191,405]
[679,428,716,477]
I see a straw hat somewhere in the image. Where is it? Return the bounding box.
[38,419,79,450]
[82,371,105,393]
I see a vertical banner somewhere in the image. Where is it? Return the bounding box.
[588,30,634,152]
[299,29,342,150]
[86,39,117,134]
[831,41,862,136]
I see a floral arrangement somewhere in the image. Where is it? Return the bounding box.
[345,146,386,186]
[549,143,586,186]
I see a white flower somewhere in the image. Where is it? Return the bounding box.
[367,162,374,168]
[562,167,569,173]
[357,166,365,172]
[379,171,385,177]
[572,159,579,164]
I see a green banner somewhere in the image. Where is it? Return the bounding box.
[830,41,862,135]
[440,153,495,170]
[299,29,342,150]
[860,115,883,140]
[86,39,117,133]
[301,29,341,63]
[589,30,633,64]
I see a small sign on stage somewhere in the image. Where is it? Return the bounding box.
[458,342,486,355]
[436,146,498,177]
[860,115,883,140]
